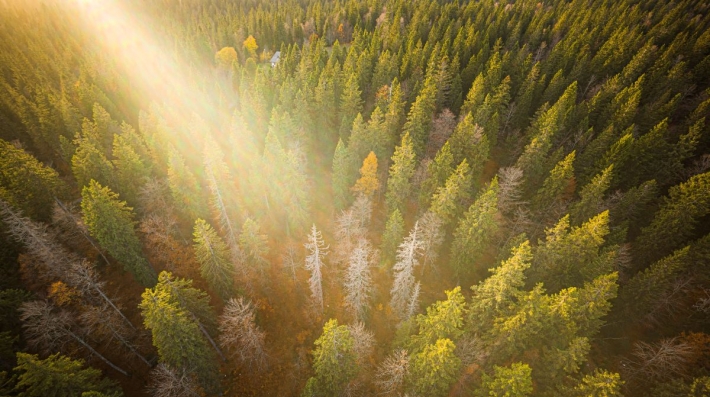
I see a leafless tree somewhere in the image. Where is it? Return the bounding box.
[351,195,373,229]
[19,300,128,376]
[65,259,135,330]
[426,109,457,158]
[148,363,204,397]
[390,222,424,320]
[281,242,300,281]
[417,212,444,273]
[405,282,421,321]
[375,349,409,396]
[497,167,526,215]
[344,239,374,321]
[349,321,375,367]
[80,303,151,367]
[1,199,76,282]
[305,224,328,313]
[625,337,696,384]
[333,207,367,266]
[137,177,175,219]
[218,297,268,371]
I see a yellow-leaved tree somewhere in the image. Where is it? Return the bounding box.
[352,151,379,197]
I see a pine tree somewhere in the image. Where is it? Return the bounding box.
[238,217,269,270]
[402,76,437,159]
[332,138,354,210]
[192,219,235,300]
[13,353,123,397]
[381,208,405,269]
[112,130,150,206]
[429,160,472,226]
[448,113,489,185]
[139,272,220,393]
[81,180,156,286]
[302,319,357,397]
[351,151,380,197]
[167,146,206,220]
[634,171,710,265]
[408,338,460,397]
[385,132,416,214]
[450,178,499,280]
[305,224,328,313]
[419,141,455,209]
[0,139,63,221]
[203,137,239,253]
[570,165,613,225]
[477,362,533,397]
[410,287,467,352]
[72,135,115,191]
[339,74,363,142]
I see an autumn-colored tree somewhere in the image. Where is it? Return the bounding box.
[215,46,238,68]
[351,151,379,197]
[243,36,258,59]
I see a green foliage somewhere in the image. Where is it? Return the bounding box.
[532,150,575,212]
[239,217,269,268]
[451,178,499,279]
[302,319,357,397]
[385,132,416,214]
[572,369,624,397]
[192,218,235,300]
[408,338,460,397]
[13,353,122,397]
[0,139,63,221]
[332,138,353,210]
[81,180,156,286]
[429,160,471,226]
[139,271,219,392]
[402,75,437,159]
[478,362,533,397]
[167,146,206,220]
[410,287,467,352]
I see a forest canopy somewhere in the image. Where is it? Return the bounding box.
[1,0,710,396]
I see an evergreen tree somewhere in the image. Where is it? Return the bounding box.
[448,113,489,185]
[385,133,416,214]
[408,338,460,397]
[429,160,472,227]
[402,75,438,159]
[112,129,150,206]
[239,217,269,270]
[0,139,63,221]
[451,178,499,280]
[72,135,115,191]
[572,370,624,397]
[531,150,576,212]
[302,319,357,397]
[81,180,156,286]
[13,352,123,397]
[634,171,710,265]
[167,146,206,220]
[139,272,219,393]
[410,287,467,352]
[192,219,235,300]
[477,362,533,397]
[332,138,354,210]
[570,165,614,225]
[203,137,239,253]
[339,74,363,142]
[381,208,405,268]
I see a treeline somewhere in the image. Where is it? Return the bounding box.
[1,0,710,396]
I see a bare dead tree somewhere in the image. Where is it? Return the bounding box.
[375,349,409,397]
[139,213,180,268]
[344,239,374,321]
[19,300,128,376]
[1,199,76,282]
[218,297,267,371]
[417,212,444,273]
[497,167,526,215]
[348,322,375,368]
[80,303,151,367]
[351,195,373,229]
[426,109,457,158]
[65,259,135,330]
[281,241,300,281]
[148,363,204,397]
[333,207,367,266]
[625,337,696,384]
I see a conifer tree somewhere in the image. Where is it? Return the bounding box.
[302,319,357,397]
[634,171,710,265]
[448,113,489,184]
[408,338,460,397]
[139,273,219,393]
[402,76,437,159]
[351,151,379,197]
[531,150,576,213]
[570,165,614,225]
[572,370,624,397]
[72,136,115,191]
[339,74,363,142]
[332,139,354,210]
[419,141,455,209]
[381,208,405,268]
[192,219,235,300]
[384,79,406,145]
[13,352,123,397]
[451,178,499,279]
[410,287,467,352]
[0,139,63,221]
[112,130,150,206]
[81,180,156,286]
[167,146,206,220]
[203,137,239,253]
[477,362,533,397]
[238,217,269,270]
[385,133,416,214]
[429,160,472,226]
